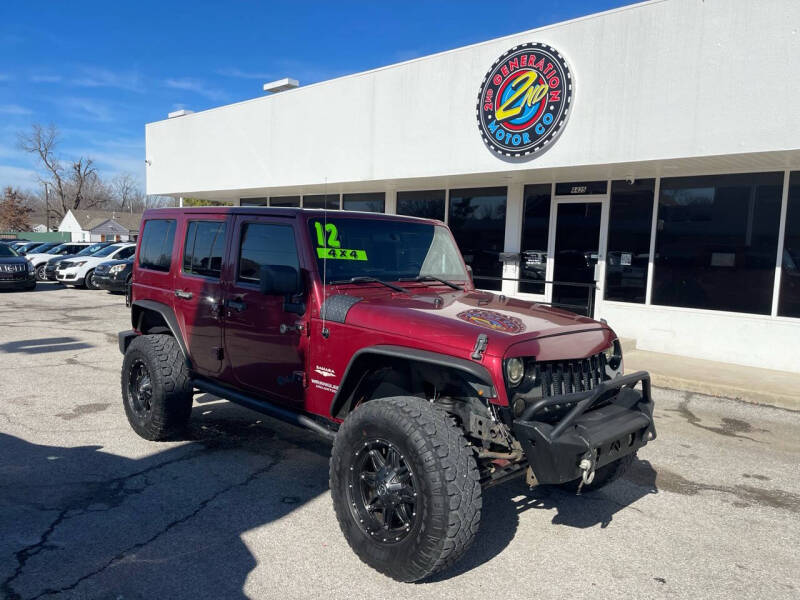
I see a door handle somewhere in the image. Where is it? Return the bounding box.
[226,298,247,312]
[175,289,193,300]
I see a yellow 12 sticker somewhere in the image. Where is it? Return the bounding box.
[314,222,368,261]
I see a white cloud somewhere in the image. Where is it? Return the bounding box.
[164,77,227,101]
[61,97,115,122]
[30,74,62,83]
[0,104,32,115]
[72,67,143,92]
[216,68,273,80]
[0,164,39,190]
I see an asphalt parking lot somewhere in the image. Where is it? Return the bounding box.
[1,284,799,600]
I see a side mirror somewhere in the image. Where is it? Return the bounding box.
[259,265,302,296]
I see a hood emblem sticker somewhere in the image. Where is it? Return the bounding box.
[457,309,526,334]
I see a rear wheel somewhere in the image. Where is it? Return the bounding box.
[121,334,192,440]
[330,397,481,582]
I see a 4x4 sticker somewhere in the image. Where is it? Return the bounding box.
[313,222,368,261]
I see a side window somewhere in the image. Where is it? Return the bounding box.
[238,223,298,283]
[138,219,177,272]
[183,221,227,278]
[117,246,136,260]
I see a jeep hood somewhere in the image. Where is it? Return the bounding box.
[326,289,613,360]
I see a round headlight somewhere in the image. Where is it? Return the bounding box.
[603,341,622,371]
[505,357,525,386]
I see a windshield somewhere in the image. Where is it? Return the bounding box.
[0,245,19,257]
[28,242,57,254]
[308,217,467,283]
[77,243,107,256]
[94,244,125,257]
[48,243,70,254]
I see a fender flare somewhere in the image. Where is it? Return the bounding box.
[131,299,190,361]
[329,344,496,419]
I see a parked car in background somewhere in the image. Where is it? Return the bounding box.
[0,243,36,291]
[57,243,136,289]
[26,242,95,280]
[15,241,58,256]
[43,242,113,281]
[93,258,133,293]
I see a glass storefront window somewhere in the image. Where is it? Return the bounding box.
[269,196,300,207]
[605,179,655,303]
[448,187,506,291]
[652,172,783,315]
[239,197,268,206]
[779,172,800,318]
[519,184,551,294]
[303,194,340,210]
[396,190,446,221]
[342,192,385,213]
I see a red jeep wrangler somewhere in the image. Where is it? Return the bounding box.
[119,207,656,581]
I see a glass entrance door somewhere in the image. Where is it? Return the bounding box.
[549,200,605,314]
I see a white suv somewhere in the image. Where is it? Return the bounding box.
[57,243,137,289]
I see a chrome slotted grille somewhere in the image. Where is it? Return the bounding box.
[535,353,607,397]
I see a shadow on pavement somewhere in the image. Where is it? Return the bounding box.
[0,336,93,354]
[0,403,331,600]
[429,457,658,582]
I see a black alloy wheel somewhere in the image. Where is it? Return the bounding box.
[348,438,419,543]
[127,359,153,417]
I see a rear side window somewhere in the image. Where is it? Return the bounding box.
[238,223,298,282]
[183,221,227,278]
[138,219,176,272]
[114,246,136,260]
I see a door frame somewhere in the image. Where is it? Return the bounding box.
[543,192,610,316]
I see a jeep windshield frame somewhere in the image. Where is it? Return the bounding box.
[307,216,468,286]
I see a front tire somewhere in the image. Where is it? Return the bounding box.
[84,269,98,290]
[35,265,46,281]
[121,334,192,440]
[330,397,481,582]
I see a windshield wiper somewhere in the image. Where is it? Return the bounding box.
[329,276,409,294]
[399,275,463,290]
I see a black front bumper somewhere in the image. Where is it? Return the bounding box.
[512,371,656,485]
[94,274,127,292]
[0,273,36,290]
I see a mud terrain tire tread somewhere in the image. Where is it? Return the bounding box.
[121,334,192,440]
[330,397,481,582]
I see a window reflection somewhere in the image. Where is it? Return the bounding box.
[448,187,507,291]
[342,192,385,213]
[519,184,551,294]
[396,190,446,221]
[605,179,655,303]
[779,172,800,317]
[653,173,783,314]
[303,195,340,210]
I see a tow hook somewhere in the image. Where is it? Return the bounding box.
[576,450,597,495]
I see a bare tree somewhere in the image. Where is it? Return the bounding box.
[18,124,110,220]
[111,173,144,212]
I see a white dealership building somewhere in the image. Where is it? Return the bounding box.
[145,0,800,373]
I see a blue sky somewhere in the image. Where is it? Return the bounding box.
[0,0,635,193]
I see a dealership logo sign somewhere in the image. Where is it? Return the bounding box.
[477,42,572,158]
